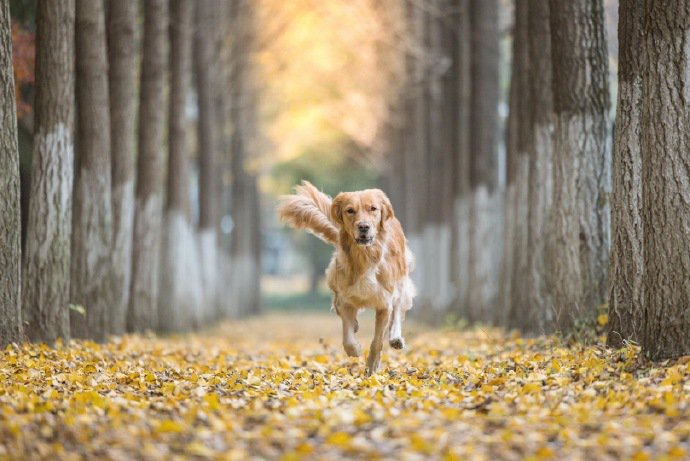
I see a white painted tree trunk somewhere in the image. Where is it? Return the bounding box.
[129,195,164,330]
[22,0,75,344]
[453,195,471,315]
[497,183,515,325]
[508,154,530,326]
[526,121,554,333]
[467,186,502,322]
[159,212,204,331]
[199,229,219,321]
[421,223,453,312]
[111,180,134,334]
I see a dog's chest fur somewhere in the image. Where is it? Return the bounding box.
[327,250,390,309]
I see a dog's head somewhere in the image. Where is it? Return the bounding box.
[331,189,394,246]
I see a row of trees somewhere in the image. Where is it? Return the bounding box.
[386,0,689,360]
[0,0,261,346]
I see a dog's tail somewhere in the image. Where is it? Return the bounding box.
[277,180,339,245]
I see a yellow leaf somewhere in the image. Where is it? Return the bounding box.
[156,420,183,433]
[597,314,608,326]
[326,432,351,447]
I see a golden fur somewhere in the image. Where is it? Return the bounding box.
[278,181,416,375]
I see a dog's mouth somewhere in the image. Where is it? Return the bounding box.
[355,236,374,245]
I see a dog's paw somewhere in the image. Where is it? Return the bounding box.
[343,342,362,357]
[365,355,380,376]
[389,337,405,350]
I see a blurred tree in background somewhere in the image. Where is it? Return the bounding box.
[271,142,379,295]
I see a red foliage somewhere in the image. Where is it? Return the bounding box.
[11,23,34,120]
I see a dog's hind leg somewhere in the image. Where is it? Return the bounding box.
[339,303,361,357]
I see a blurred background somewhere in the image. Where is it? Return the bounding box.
[8,0,620,327]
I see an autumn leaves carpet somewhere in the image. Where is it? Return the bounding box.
[1,313,688,460]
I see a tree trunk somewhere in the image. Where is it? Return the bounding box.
[71,0,113,342]
[506,2,532,331]
[22,0,75,344]
[128,0,168,333]
[450,0,472,318]
[500,0,528,327]
[196,0,220,322]
[159,0,203,332]
[404,0,429,310]
[548,0,611,330]
[420,0,453,315]
[607,0,644,348]
[524,0,554,334]
[0,1,22,345]
[467,0,501,323]
[639,1,690,360]
[108,0,138,336]
[228,0,261,317]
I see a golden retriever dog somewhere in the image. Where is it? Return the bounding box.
[278,181,415,375]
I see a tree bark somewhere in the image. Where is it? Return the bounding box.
[196,0,220,321]
[524,0,554,334]
[128,0,168,332]
[420,0,453,314]
[71,0,113,342]
[467,0,500,322]
[501,0,532,329]
[159,0,203,332]
[548,0,611,330]
[228,0,261,316]
[450,0,472,317]
[108,0,138,336]
[607,0,644,348]
[0,1,23,345]
[22,0,75,344]
[405,0,427,305]
[639,1,690,360]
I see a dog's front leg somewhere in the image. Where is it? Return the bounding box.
[339,304,361,357]
[388,304,405,350]
[365,307,391,376]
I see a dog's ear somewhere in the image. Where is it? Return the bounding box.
[331,193,345,226]
[377,190,394,227]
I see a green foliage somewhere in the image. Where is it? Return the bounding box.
[271,139,380,283]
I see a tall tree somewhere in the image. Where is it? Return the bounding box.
[159,0,203,332]
[500,0,530,327]
[0,0,22,345]
[228,0,261,316]
[607,0,643,348]
[524,0,554,333]
[128,0,168,332]
[22,0,75,344]
[548,0,610,330]
[420,0,453,314]
[466,0,500,322]
[108,0,138,335]
[450,0,472,316]
[404,0,428,307]
[196,0,220,320]
[71,0,113,341]
[639,1,690,359]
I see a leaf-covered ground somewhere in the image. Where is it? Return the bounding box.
[1,313,689,460]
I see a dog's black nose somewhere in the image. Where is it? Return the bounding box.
[358,223,371,233]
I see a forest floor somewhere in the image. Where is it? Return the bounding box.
[1,312,689,461]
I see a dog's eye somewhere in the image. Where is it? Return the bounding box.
[371,206,377,211]
[346,208,355,214]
